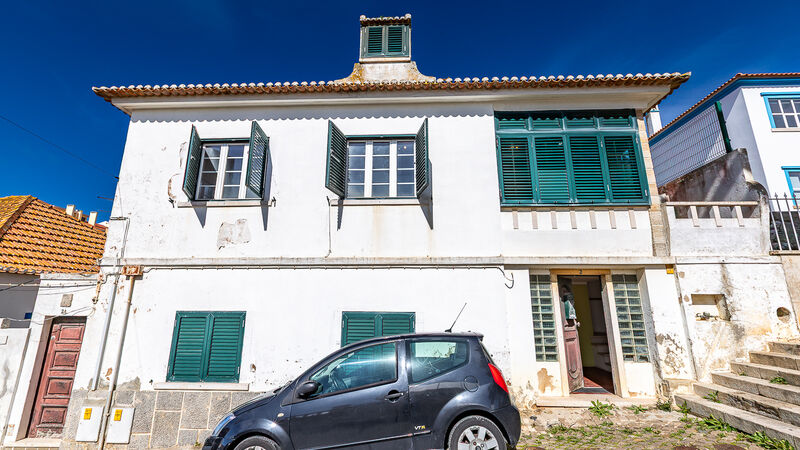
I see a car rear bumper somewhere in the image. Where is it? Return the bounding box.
[492,404,521,445]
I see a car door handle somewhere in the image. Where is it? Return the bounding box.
[385,390,405,401]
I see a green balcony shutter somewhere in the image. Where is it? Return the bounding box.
[415,119,430,196]
[569,136,607,202]
[246,122,269,198]
[167,313,209,381]
[534,136,570,202]
[342,312,378,346]
[498,136,533,203]
[206,312,245,382]
[325,121,348,197]
[182,126,203,200]
[379,313,415,336]
[604,136,647,201]
[386,26,404,54]
[366,26,383,55]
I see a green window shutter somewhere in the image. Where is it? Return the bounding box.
[496,114,528,130]
[415,118,430,196]
[167,313,209,382]
[342,312,378,346]
[498,136,533,203]
[565,113,595,129]
[530,113,562,130]
[569,136,608,202]
[325,121,348,197]
[245,122,269,198]
[182,126,203,200]
[366,26,383,55]
[534,136,570,202]
[386,26,404,54]
[598,112,633,128]
[206,312,245,382]
[603,136,647,201]
[378,313,415,336]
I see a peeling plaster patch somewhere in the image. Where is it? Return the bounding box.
[217,219,251,249]
[537,368,555,394]
[655,333,687,376]
[167,141,188,202]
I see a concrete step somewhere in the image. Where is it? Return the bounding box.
[693,381,800,426]
[751,351,800,370]
[770,341,800,356]
[675,393,800,448]
[712,372,800,406]
[731,361,800,386]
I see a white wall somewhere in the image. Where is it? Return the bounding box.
[0,273,39,328]
[0,328,29,441]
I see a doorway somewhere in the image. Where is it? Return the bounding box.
[27,317,86,438]
[557,275,615,394]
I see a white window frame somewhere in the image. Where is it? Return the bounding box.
[346,139,415,198]
[196,142,254,200]
[766,96,800,130]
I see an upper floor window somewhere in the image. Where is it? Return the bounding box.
[325,120,430,200]
[495,110,649,206]
[765,95,800,129]
[182,122,270,201]
[360,25,410,59]
[784,167,800,198]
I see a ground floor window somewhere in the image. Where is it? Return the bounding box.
[612,275,649,362]
[341,311,415,346]
[530,274,558,362]
[167,311,246,382]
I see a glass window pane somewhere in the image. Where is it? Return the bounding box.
[309,343,396,397]
[224,172,241,185]
[228,145,245,158]
[397,141,414,155]
[787,115,798,128]
[202,159,220,172]
[348,171,365,183]
[349,156,365,169]
[789,172,800,191]
[781,100,795,113]
[409,340,468,383]
[204,146,221,158]
[397,170,415,183]
[372,184,389,197]
[373,142,390,155]
[373,156,390,169]
[221,186,239,198]
[774,115,787,128]
[397,184,415,197]
[197,186,215,200]
[227,159,243,171]
[200,173,217,185]
[397,155,414,169]
[372,170,390,183]
[347,184,364,197]
[348,142,366,156]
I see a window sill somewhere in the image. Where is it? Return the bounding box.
[176,200,267,208]
[329,198,425,207]
[500,203,650,210]
[771,128,800,132]
[153,382,250,391]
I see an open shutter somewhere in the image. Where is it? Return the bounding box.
[246,122,269,198]
[342,312,378,346]
[603,136,647,202]
[325,121,348,197]
[498,137,533,204]
[569,136,607,202]
[415,119,430,196]
[534,136,570,202]
[378,313,415,336]
[167,313,209,381]
[205,312,245,382]
[182,126,203,200]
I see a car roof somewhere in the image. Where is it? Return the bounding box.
[340,331,484,351]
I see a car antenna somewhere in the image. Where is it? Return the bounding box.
[445,302,467,333]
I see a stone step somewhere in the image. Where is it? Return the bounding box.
[693,381,800,426]
[675,393,800,448]
[751,351,800,371]
[770,341,800,356]
[712,372,800,406]
[731,361,800,386]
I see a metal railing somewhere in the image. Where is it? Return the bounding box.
[769,193,800,251]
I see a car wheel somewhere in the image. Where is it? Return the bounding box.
[447,415,507,450]
[234,435,279,450]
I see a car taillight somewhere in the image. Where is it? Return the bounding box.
[488,363,509,393]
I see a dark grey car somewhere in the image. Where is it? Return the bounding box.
[203,332,521,450]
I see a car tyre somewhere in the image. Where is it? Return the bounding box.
[233,435,280,450]
[447,415,507,450]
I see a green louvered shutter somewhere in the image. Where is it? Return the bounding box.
[565,112,595,129]
[379,313,415,336]
[530,113,562,131]
[415,119,430,196]
[387,26,404,54]
[569,136,607,202]
[496,114,528,130]
[604,136,647,202]
[498,136,533,204]
[206,312,245,382]
[326,121,348,197]
[182,126,203,199]
[246,122,269,198]
[342,312,379,346]
[534,136,570,202]
[366,27,383,55]
[167,313,209,381]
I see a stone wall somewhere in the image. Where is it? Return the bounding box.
[60,389,259,449]
[659,148,766,202]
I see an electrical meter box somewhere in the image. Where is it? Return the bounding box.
[106,407,135,444]
[75,406,104,441]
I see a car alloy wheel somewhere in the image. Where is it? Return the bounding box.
[457,425,500,450]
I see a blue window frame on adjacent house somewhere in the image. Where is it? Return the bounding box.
[783,167,800,203]
[763,93,800,129]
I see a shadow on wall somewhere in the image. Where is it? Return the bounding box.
[658,148,767,202]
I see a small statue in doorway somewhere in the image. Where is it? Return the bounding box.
[560,285,580,328]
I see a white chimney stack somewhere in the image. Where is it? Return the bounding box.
[75,210,83,221]
[88,211,98,226]
[65,204,75,216]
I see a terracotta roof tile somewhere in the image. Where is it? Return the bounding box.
[0,196,106,274]
[360,14,412,26]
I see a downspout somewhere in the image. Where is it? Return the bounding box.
[97,273,136,450]
[91,216,129,391]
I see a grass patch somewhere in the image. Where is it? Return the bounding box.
[656,398,672,412]
[770,376,789,385]
[627,404,648,414]
[588,400,614,418]
[747,431,795,450]
[703,390,720,403]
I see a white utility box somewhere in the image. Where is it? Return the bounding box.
[106,407,135,443]
[75,406,103,441]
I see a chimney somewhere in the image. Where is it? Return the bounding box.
[65,204,75,216]
[88,211,98,226]
[75,210,84,221]
[645,108,663,136]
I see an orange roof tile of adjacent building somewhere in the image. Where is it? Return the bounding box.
[0,196,106,275]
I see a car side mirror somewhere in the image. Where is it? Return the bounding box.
[297,380,321,399]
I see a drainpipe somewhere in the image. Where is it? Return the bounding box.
[97,272,137,449]
[91,217,129,391]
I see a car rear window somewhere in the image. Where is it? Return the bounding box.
[408,339,469,384]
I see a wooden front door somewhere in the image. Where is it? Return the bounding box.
[563,322,584,392]
[28,318,85,437]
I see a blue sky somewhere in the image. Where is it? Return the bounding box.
[1,1,798,221]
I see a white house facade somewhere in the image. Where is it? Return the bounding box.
[5,16,799,449]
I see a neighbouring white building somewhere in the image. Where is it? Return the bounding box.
[648,72,800,196]
[4,16,799,449]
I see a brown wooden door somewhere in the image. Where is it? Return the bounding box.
[28,318,85,437]
[563,322,584,392]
